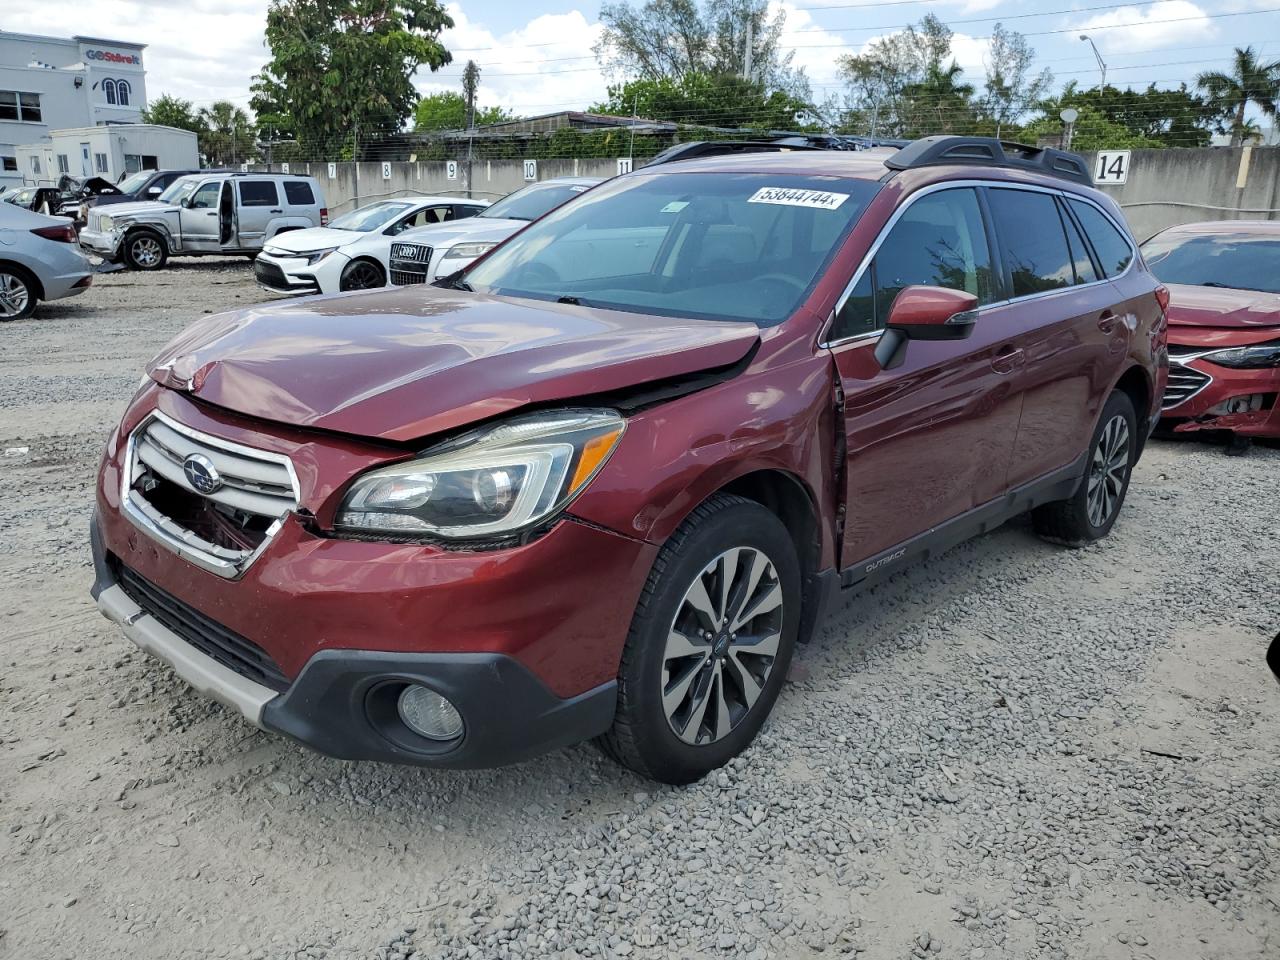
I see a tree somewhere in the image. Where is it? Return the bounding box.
[462,60,480,128]
[413,92,515,130]
[1022,103,1161,151]
[592,72,817,130]
[981,23,1052,137]
[141,93,202,134]
[251,0,453,159]
[1196,46,1280,146]
[595,0,810,103]
[197,101,253,165]
[1027,81,1216,149]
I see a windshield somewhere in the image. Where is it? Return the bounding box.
[329,201,414,232]
[480,182,593,222]
[465,172,879,325]
[1142,231,1280,294]
[118,171,155,195]
[159,177,201,206]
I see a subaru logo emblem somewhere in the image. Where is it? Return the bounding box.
[183,453,222,494]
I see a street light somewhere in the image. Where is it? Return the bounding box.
[1079,34,1107,90]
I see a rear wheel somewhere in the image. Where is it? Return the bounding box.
[339,258,386,292]
[123,230,168,271]
[598,495,800,784]
[0,266,37,321]
[1033,390,1136,546]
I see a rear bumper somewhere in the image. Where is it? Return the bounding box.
[90,513,619,767]
[1161,359,1280,438]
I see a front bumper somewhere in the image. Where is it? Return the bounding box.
[79,226,122,259]
[254,250,334,296]
[1161,358,1280,438]
[91,514,622,767]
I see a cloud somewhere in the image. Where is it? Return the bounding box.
[1072,1,1217,53]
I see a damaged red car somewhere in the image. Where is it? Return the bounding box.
[1142,220,1280,453]
[91,138,1166,783]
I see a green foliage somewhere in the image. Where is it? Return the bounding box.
[197,101,254,165]
[592,72,817,131]
[1026,82,1214,149]
[140,94,203,134]
[1022,104,1161,151]
[251,0,454,157]
[414,92,516,131]
[1197,46,1280,146]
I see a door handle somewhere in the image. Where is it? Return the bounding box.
[991,345,1025,375]
[1097,310,1119,333]
[269,208,283,214]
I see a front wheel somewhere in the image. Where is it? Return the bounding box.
[1032,390,1137,546]
[123,230,168,271]
[339,258,386,292]
[598,495,800,784]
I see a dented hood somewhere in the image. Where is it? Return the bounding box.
[1164,283,1280,329]
[147,286,760,443]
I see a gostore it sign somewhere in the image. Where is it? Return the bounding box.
[86,49,142,66]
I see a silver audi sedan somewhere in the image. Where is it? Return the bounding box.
[0,202,94,321]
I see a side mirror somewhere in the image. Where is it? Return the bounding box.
[874,285,979,370]
[147,186,162,197]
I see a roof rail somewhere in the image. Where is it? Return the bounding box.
[643,140,820,167]
[883,136,1092,186]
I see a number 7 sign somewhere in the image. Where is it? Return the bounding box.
[1093,150,1130,185]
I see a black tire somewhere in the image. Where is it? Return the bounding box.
[122,230,168,271]
[0,264,39,321]
[1032,390,1137,547]
[597,494,801,784]
[339,258,386,292]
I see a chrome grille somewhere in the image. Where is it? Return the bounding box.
[1162,364,1213,410]
[390,269,430,286]
[389,243,433,286]
[122,412,299,578]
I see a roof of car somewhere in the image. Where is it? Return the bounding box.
[1154,219,1280,236]
[364,195,489,206]
[638,150,893,180]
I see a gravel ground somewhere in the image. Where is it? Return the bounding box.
[1,259,1278,960]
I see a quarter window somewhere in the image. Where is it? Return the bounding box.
[282,180,314,205]
[239,181,279,206]
[987,189,1075,296]
[1067,198,1133,277]
[1057,199,1099,284]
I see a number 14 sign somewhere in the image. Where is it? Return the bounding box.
[1093,150,1131,185]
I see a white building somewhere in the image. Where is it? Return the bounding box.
[0,31,148,185]
[15,124,198,184]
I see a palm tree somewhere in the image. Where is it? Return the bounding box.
[197,101,253,166]
[1196,46,1280,146]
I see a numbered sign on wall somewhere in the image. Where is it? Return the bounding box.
[381,161,392,180]
[523,159,537,181]
[281,162,289,174]
[617,157,633,175]
[446,160,458,181]
[327,162,337,179]
[239,163,248,173]
[1093,150,1131,185]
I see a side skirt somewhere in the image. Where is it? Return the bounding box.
[837,453,1086,592]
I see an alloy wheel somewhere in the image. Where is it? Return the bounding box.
[130,236,162,268]
[342,261,383,290]
[1086,414,1130,527]
[0,272,30,319]
[661,546,784,746]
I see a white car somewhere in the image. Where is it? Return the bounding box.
[254,196,489,295]
[384,178,602,287]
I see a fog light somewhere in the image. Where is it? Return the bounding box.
[397,685,464,741]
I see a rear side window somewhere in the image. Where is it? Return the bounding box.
[987,189,1075,296]
[239,181,279,206]
[283,180,314,205]
[1068,198,1133,277]
[1057,200,1099,284]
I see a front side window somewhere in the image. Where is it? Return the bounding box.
[1142,230,1280,294]
[987,188,1075,296]
[189,181,222,209]
[239,180,279,206]
[1068,198,1133,277]
[466,173,880,325]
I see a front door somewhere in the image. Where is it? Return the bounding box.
[179,180,225,251]
[827,186,1024,573]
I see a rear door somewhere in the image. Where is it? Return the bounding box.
[983,186,1125,487]
[828,185,1024,569]
[235,179,280,246]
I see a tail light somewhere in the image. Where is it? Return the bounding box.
[320,207,329,226]
[1154,285,1171,313]
[31,222,78,243]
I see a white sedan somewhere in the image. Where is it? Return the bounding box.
[253,195,489,295]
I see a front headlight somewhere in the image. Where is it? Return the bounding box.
[1202,341,1280,369]
[300,246,341,265]
[441,241,497,261]
[100,215,114,231]
[335,409,625,540]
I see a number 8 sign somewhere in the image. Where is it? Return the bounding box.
[1093,150,1130,185]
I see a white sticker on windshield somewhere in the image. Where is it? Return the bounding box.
[661,200,689,213]
[570,185,590,192]
[747,187,849,210]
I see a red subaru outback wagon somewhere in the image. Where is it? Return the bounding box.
[91,138,1167,784]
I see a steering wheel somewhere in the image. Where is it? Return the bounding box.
[515,261,561,287]
[752,273,806,295]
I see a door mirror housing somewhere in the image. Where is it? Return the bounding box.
[147,186,162,197]
[874,285,979,370]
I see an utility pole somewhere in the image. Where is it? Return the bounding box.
[463,60,479,200]
[628,93,638,164]
[351,118,360,209]
[742,19,754,81]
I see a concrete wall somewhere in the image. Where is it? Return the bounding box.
[251,149,1280,240]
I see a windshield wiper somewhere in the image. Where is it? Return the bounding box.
[556,295,592,306]
[432,270,472,291]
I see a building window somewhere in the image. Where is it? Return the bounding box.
[103,79,116,105]
[124,154,142,174]
[117,80,131,106]
[1,157,16,172]
[0,91,42,123]
[57,154,69,174]
[30,156,41,175]
[95,152,109,174]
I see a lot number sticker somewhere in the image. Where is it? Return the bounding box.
[523,159,537,181]
[1093,150,1131,185]
[327,162,337,179]
[381,161,392,180]
[446,160,458,180]
[747,187,849,210]
[617,157,633,175]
